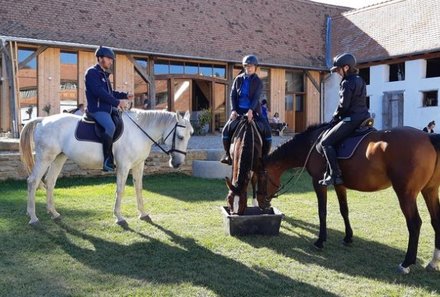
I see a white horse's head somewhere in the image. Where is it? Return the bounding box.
[163,111,193,168]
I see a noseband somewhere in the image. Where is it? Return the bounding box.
[125,112,187,156]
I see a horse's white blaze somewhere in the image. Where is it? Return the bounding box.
[233,195,240,214]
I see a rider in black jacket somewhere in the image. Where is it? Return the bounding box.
[319,53,370,186]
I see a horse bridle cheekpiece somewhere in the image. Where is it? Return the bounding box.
[125,112,187,156]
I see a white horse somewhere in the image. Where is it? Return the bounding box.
[20,109,193,225]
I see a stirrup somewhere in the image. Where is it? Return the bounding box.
[102,158,115,172]
[220,154,232,165]
[319,174,343,186]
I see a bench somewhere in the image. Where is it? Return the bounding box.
[270,123,287,136]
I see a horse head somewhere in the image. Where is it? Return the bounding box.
[163,111,194,168]
[256,122,329,209]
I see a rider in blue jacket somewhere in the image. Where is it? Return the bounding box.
[85,46,132,171]
[220,55,272,164]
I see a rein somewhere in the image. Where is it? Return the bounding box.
[264,127,328,200]
[124,112,187,156]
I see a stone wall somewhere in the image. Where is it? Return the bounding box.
[0,150,207,181]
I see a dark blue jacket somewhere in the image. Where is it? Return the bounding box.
[334,74,370,121]
[230,73,262,115]
[85,64,127,113]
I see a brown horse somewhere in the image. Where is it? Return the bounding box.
[225,118,262,215]
[257,123,440,274]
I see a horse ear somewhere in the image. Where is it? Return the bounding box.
[184,110,190,121]
[176,111,182,121]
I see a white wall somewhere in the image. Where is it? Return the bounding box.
[324,59,440,130]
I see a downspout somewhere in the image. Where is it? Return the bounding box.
[321,16,333,122]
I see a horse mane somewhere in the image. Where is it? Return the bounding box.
[127,109,176,129]
[236,122,255,189]
[265,122,329,164]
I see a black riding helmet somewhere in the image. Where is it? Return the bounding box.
[242,55,259,66]
[95,46,115,60]
[330,53,356,72]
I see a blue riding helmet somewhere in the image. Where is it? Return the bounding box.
[95,46,115,60]
[242,55,259,66]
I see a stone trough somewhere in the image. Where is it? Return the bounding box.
[221,206,284,236]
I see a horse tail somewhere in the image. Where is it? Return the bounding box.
[19,118,44,175]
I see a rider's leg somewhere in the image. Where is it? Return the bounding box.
[92,112,116,171]
[220,123,232,165]
[320,145,343,186]
[262,119,272,157]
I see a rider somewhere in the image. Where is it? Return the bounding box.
[85,46,132,172]
[319,53,370,186]
[220,55,272,165]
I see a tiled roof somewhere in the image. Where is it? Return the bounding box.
[331,0,440,63]
[0,0,347,69]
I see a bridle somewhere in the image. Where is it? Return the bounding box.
[125,112,188,156]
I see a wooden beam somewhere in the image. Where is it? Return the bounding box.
[127,54,156,106]
[305,70,320,93]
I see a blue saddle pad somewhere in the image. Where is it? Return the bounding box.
[75,120,102,143]
[74,117,124,143]
[336,130,374,159]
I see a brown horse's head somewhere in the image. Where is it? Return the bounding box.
[225,177,248,215]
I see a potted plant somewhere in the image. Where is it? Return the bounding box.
[196,109,212,135]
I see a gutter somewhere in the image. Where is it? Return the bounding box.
[0,35,330,71]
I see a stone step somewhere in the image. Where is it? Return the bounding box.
[192,160,231,179]
[0,138,19,151]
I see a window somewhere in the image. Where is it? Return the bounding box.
[154,60,169,74]
[426,58,440,78]
[173,79,190,111]
[170,62,184,74]
[185,63,198,75]
[59,51,78,112]
[359,67,370,85]
[259,68,270,106]
[422,90,438,107]
[18,48,38,123]
[389,63,405,82]
[199,64,213,76]
[213,66,226,78]
[154,79,169,110]
[134,58,149,108]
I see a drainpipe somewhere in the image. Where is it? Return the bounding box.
[321,16,333,123]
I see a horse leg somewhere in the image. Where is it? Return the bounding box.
[396,191,422,274]
[114,167,130,225]
[335,186,353,245]
[251,173,258,207]
[27,157,53,225]
[44,154,67,220]
[421,187,440,271]
[312,178,328,249]
[131,162,150,221]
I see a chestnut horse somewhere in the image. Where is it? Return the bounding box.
[225,118,262,214]
[257,123,440,274]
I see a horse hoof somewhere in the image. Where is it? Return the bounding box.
[116,219,128,227]
[139,215,152,223]
[52,214,62,222]
[313,241,324,250]
[342,238,353,246]
[425,263,440,272]
[29,219,40,226]
[397,263,410,274]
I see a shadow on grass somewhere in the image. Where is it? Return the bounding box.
[238,216,440,293]
[33,220,338,297]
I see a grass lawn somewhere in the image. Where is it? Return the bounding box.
[0,171,439,297]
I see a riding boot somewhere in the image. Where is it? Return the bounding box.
[220,138,232,165]
[102,134,115,172]
[319,145,343,186]
[262,141,271,158]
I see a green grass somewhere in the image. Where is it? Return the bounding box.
[1,171,439,297]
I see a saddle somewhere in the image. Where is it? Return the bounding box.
[317,117,376,160]
[75,110,124,143]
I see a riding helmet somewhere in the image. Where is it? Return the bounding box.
[95,46,115,60]
[242,55,259,66]
[330,53,356,72]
